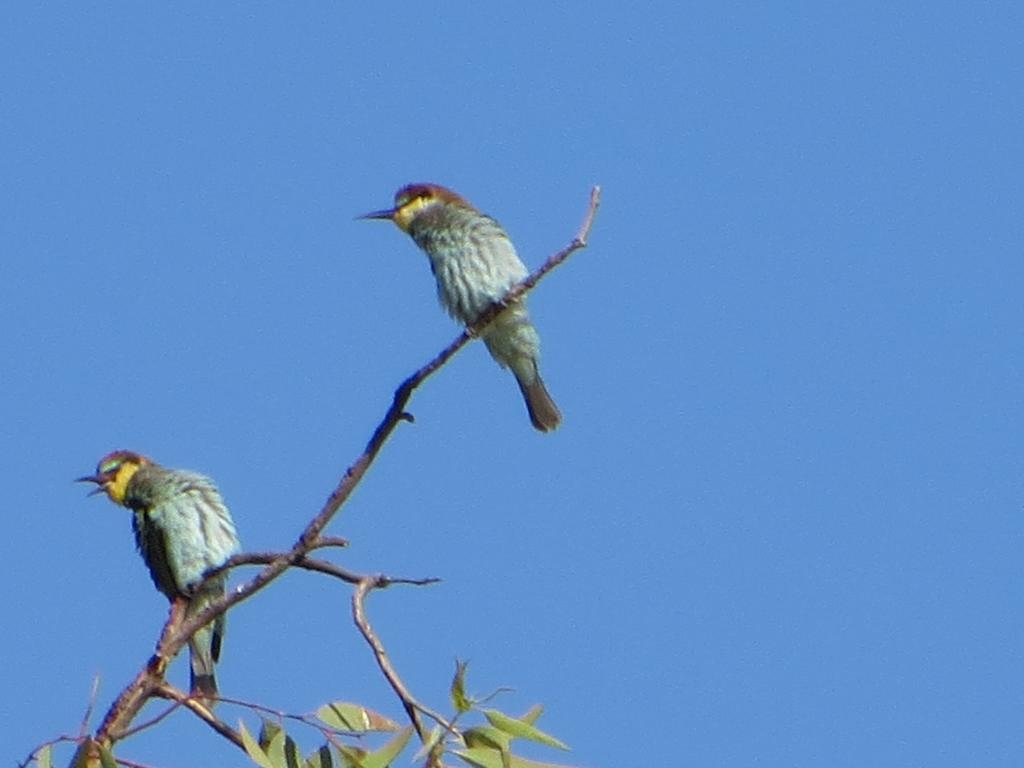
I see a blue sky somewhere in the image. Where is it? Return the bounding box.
[4,2,1022,766]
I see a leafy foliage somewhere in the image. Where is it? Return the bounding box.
[228,664,575,768]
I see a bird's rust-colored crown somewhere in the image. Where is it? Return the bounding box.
[393,183,476,212]
[360,183,478,232]
[96,450,150,475]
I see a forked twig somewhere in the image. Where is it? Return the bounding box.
[352,576,454,740]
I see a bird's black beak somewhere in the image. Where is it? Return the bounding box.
[357,207,397,221]
[76,474,106,496]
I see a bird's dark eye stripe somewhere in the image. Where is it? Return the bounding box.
[396,189,431,208]
[99,459,121,474]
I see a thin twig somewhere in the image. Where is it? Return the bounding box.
[116,701,181,740]
[219,551,440,587]
[312,535,351,550]
[216,695,381,742]
[215,695,312,725]
[79,675,101,737]
[352,576,454,741]
[154,683,244,749]
[474,686,515,707]
[17,736,80,768]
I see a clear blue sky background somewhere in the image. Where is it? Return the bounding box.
[4,3,1022,766]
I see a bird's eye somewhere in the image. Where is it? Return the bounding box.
[99,459,121,474]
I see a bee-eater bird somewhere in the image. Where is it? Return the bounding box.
[78,450,241,700]
[361,183,562,432]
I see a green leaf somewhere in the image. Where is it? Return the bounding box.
[67,741,116,768]
[97,745,117,768]
[455,750,577,768]
[483,710,569,750]
[259,718,283,747]
[240,721,277,768]
[35,745,52,768]
[519,705,544,725]
[360,725,414,768]
[262,724,302,768]
[463,726,513,768]
[454,747,505,768]
[463,725,511,752]
[317,702,399,733]
[335,744,368,768]
[450,659,473,714]
[67,740,90,768]
[305,744,334,768]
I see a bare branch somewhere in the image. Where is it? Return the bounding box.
[154,683,244,750]
[352,576,455,741]
[89,185,601,748]
[218,550,440,587]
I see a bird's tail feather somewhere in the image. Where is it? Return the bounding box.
[517,373,562,432]
[187,594,225,702]
[189,624,219,700]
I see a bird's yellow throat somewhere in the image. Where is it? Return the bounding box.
[105,461,142,505]
[392,196,433,232]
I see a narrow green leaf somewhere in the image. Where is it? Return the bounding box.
[305,744,334,768]
[335,744,368,768]
[455,750,578,768]
[317,702,399,733]
[510,757,580,768]
[463,726,513,768]
[262,726,302,768]
[360,725,414,768]
[450,659,473,714]
[259,717,282,747]
[454,747,504,768]
[264,731,285,768]
[35,745,52,768]
[519,705,544,725]
[97,745,117,768]
[67,739,118,768]
[463,725,511,752]
[240,721,277,768]
[510,757,579,768]
[483,710,569,750]
[67,740,91,768]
